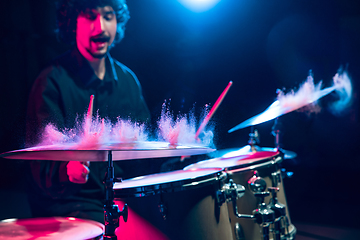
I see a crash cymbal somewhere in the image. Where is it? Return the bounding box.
[228,86,335,133]
[0,141,215,162]
[209,145,297,159]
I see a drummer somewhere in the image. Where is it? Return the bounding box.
[25,0,150,224]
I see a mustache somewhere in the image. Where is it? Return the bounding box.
[91,35,111,42]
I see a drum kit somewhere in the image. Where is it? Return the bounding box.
[0,99,304,240]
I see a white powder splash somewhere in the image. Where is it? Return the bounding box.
[157,101,214,146]
[228,69,354,132]
[329,71,353,115]
[37,101,214,149]
[277,70,353,115]
[277,72,322,114]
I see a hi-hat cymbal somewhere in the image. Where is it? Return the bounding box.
[0,141,215,162]
[209,145,297,159]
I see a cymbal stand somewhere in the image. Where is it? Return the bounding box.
[103,151,128,240]
[248,126,260,151]
[271,117,283,150]
[270,119,291,239]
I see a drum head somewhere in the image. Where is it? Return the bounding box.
[114,168,224,198]
[0,217,104,240]
[184,150,280,171]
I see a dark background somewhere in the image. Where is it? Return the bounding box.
[0,0,359,236]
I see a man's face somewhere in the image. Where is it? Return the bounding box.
[76,6,117,61]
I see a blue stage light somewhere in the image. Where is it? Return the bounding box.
[178,0,221,12]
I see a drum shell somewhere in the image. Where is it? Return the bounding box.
[114,170,233,240]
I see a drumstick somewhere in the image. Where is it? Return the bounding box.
[87,95,95,119]
[85,95,95,133]
[195,81,233,140]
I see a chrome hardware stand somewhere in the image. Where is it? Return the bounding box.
[271,118,295,240]
[226,171,275,240]
[248,127,260,151]
[252,191,276,240]
[268,187,287,240]
[103,151,128,240]
[272,117,283,150]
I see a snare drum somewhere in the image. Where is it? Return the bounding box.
[114,168,233,240]
[0,217,104,240]
[184,150,296,240]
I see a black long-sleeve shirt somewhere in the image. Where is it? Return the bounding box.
[26,47,150,223]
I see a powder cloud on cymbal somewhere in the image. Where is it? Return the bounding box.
[329,71,353,115]
[276,70,353,115]
[157,101,214,146]
[37,101,214,148]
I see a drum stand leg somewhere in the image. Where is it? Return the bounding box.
[103,151,128,240]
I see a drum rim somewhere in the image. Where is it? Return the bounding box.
[184,152,282,173]
[114,168,225,198]
[225,154,282,173]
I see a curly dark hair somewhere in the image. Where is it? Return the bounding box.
[56,0,130,45]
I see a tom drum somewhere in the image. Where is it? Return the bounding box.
[114,168,233,240]
[184,149,296,240]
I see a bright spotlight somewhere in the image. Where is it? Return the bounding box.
[178,0,221,12]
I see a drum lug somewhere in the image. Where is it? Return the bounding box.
[216,179,245,205]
